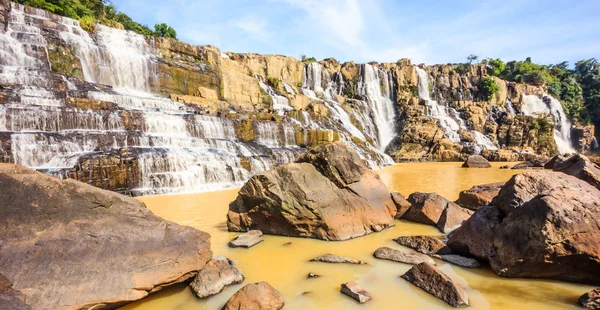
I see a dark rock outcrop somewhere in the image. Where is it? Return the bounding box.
[190,257,244,299]
[222,282,284,310]
[456,182,504,210]
[391,192,412,219]
[579,288,600,309]
[394,236,452,255]
[310,254,366,265]
[553,154,600,190]
[544,155,567,169]
[448,171,600,285]
[227,142,396,240]
[341,281,370,304]
[462,155,491,168]
[0,164,212,310]
[373,247,435,265]
[401,263,469,307]
[440,255,481,268]
[404,193,472,233]
[228,230,264,248]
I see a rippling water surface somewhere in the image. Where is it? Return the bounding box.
[122,162,593,310]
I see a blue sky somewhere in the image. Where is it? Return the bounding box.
[112,0,600,65]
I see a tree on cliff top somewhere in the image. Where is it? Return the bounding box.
[482,77,499,100]
[154,23,177,39]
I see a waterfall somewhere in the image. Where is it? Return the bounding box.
[356,64,396,150]
[522,94,576,154]
[256,76,293,113]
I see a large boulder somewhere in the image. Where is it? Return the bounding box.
[455,182,504,210]
[391,192,411,219]
[553,154,600,190]
[462,155,491,168]
[227,142,396,240]
[222,282,284,310]
[0,164,212,310]
[189,257,244,299]
[404,193,472,233]
[401,263,469,307]
[448,171,600,285]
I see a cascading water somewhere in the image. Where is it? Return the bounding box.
[521,94,576,154]
[416,67,498,152]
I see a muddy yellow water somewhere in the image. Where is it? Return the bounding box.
[122,163,593,310]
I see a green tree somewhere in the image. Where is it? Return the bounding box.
[486,58,505,76]
[481,77,499,100]
[467,54,479,64]
[154,23,177,39]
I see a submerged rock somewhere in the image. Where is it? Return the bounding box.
[227,143,396,241]
[456,182,504,211]
[373,247,435,265]
[307,273,320,279]
[499,165,510,169]
[0,164,212,310]
[393,236,452,255]
[310,254,366,265]
[553,154,600,190]
[190,257,244,299]
[579,288,600,309]
[462,155,491,168]
[403,193,472,233]
[401,263,469,307]
[222,282,284,310]
[440,255,481,268]
[341,281,371,304]
[228,230,264,248]
[448,171,600,285]
[391,192,412,219]
[511,160,545,170]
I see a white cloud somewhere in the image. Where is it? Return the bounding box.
[235,16,270,42]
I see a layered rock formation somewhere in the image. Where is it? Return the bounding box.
[227,142,396,240]
[448,171,600,285]
[0,3,591,195]
[0,163,212,309]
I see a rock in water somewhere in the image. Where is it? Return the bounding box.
[553,154,600,190]
[227,142,396,241]
[341,282,370,304]
[462,155,491,168]
[448,171,600,285]
[222,282,284,310]
[579,288,600,309]
[0,164,212,310]
[228,230,264,248]
[456,182,504,211]
[544,155,567,169]
[391,192,412,219]
[373,247,435,265]
[190,257,244,299]
[403,193,472,233]
[310,254,366,265]
[394,236,452,255]
[440,255,481,268]
[401,263,469,307]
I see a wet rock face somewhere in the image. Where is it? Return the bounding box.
[456,182,504,210]
[462,155,491,168]
[0,164,212,310]
[579,288,600,309]
[403,192,472,233]
[227,142,396,241]
[222,282,284,310]
[448,171,600,285]
[189,257,244,299]
[401,263,469,307]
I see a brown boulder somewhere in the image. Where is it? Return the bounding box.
[448,171,600,285]
[310,254,366,265]
[553,154,600,190]
[0,164,212,310]
[456,182,504,210]
[222,282,284,310]
[340,281,370,304]
[579,288,600,309]
[401,263,469,307]
[391,192,411,219]
[373,247,436,265]
[404,193,472,233]
[393,236,452,255]
[227,142,396,240]
[462,155,491,168]
[190,257,244,299]
[228,230,264,248]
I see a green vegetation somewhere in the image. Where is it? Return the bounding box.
[266,76,280,89]
[15,0,176,38]
[301,55,317,63]
[481,77,499,100]
[528,115,554,133]
[486,58,505,76]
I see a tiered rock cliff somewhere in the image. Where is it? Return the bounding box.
[0,3,592,195]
